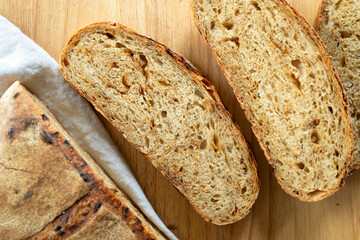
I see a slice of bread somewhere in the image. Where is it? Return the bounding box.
[192,0,353,201]
[0,81,166,240]
[316,0,360,173]
[59,22,260,224]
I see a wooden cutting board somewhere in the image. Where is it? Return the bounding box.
[1,0,359,239]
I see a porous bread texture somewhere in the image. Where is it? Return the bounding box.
[60,22,260,224]
[317,0,360,173]
[192,0,353,201]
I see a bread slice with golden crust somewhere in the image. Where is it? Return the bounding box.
[192,0,353,201]
[0,81,166,240]
[316,0,360,174]
[59,22,260,224]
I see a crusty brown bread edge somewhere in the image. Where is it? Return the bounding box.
[59,22,260,224]
[191,0,354,201]
[12,81,167,239]
[314,0,326,32]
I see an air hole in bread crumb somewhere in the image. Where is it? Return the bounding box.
[111,62,119,68]
[341,56,346,67]
[290,73,301,91]
[294,33,298,41]
[210,118,215,129]
[213,134,219,146]
[311,131,320,144]
[73,40,80,46]
[281,27,289,38]
[179,166,184,172]
[223,22,234,30]
[211,194,221,202]
[194,101,206,110]
[161,111,167,118]
[106,33,115,39]
[291,59,304,72]
[124,48,134,56]
[63,58,70,67]
[340,31,351,38]
[145,136,150,148]
[296,162,305,169]
[195,89,204,99]
[159,79,170,86]
[139,55,148,68]
[224,37,240,48]
[304,167,309,173]
[103,42,111,48]
[241,187,247,194]
[159,139,164,144]
[200,139,207,150]
[115,42,125,48]
[328,106,333,114]
[210,21,215,30]
[122,73,131,88]
[251,2,261,11]
[311,119,320,127]
[336,164,339,170]
[155,57,163,66]
[309,72,315,79]
[235,9,240,16]
[335,150,340,157]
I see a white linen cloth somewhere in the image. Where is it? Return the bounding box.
[0,15,177,240]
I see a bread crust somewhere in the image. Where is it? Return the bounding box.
[0,82,90,239]
[191,0,354,201]
[314,0,327,32]
[0,81,166,239]
[59,22,260,224]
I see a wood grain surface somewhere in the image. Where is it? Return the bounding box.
[1,0,359,239]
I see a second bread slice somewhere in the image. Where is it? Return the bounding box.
[59,22,260,225]
[316,0,360,173]
[192,0,353,201]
